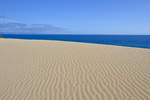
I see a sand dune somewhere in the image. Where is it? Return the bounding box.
[0,39,150,100]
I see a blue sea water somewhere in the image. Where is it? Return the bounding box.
[1,34,150,49]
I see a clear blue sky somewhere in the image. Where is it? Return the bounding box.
[0,0,150,34]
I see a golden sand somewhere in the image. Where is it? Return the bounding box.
[0,39,150,100]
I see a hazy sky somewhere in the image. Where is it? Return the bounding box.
[0,0,150,34]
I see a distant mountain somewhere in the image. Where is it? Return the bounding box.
[0,16,66,34]
[0,16,20,24]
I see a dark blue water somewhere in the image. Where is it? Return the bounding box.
[1,34,150,49]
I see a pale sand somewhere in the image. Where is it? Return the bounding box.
[0,39,150,100]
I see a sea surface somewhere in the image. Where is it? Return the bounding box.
[1,34,150,49]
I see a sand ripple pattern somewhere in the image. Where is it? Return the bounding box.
[0,39,150,100]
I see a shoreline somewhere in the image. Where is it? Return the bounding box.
[1,38,150,50]
[1,34,150,49]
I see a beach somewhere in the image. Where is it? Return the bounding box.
[0,39,150,100]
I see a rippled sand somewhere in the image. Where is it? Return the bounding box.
[0,39,150,100]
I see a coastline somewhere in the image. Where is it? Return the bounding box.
[0,39,150,100]
[1,34,150,49]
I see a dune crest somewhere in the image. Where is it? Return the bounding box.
[0,39,150,100]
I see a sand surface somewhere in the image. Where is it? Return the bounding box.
[0,39,150,100]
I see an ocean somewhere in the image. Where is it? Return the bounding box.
[1,34,150,49]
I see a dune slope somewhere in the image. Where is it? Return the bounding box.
[0,39,150,100]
